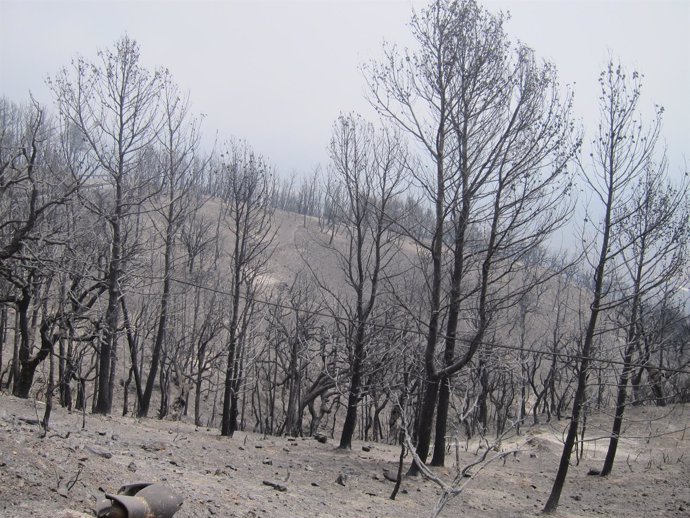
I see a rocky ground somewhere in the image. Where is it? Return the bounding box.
[0,395,688,517]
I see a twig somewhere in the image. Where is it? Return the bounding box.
[401,428,521,518]
[67,464,84,492]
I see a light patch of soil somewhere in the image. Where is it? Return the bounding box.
[1,395,688,517]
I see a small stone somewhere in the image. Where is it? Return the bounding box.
[127,462,137,472]
[382,470,397,482]
[141,441,167,452]
[86,445,112,459]
[335,473,348,486]
[262,480,287,492]
[362,446,371,452]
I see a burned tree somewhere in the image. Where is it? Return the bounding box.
[217,141,276,437]
[312,114,407,449]
[50,36,163,414]
[544,61,683,511]
[366,0,578,470]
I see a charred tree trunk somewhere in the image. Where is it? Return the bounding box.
[12,292,32,398]
[339,336,365,449]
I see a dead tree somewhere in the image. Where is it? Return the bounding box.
[218,141,276,437]
[50,36,163,414]
[310,114,407,449]
[544,61,670,512]
[366,0,578,471]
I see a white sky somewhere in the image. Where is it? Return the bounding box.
[1,0,688,179]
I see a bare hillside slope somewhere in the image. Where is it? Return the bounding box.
[1,395,688,518]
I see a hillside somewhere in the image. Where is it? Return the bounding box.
[1,395,688,518]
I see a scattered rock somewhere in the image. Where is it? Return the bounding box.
[85,445,112,459]
[141,441,168,452]
[262,480,287,492]
[382,469,398,482]
[263,458,273,465]
[335,473,348,486]
[587,468,602,476]
[362,446,371,452]
[127,461,137,472]
[314,433,328,444]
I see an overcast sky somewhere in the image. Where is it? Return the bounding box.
[1,0,688,179]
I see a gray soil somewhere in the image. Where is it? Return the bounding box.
[1,395,688,517]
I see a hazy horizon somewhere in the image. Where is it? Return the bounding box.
[1,0,688,180]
